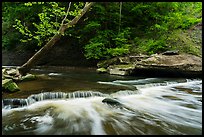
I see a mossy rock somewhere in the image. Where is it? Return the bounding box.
[20,73,36,81]
[2,79,13,88]
[2,79,20,92]
[6,68,18,75]
[7,82,20,92]
[96,68,107,73]
[113,64,135,69]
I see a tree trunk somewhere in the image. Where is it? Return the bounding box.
[18,2,94,76]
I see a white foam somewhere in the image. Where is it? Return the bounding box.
[48,73,62,76]
[2,78,202,135]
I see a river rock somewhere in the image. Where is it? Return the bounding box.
[96,68,107,73]
[2,68,20,81]
[102,98,122,106]
[20,73,36,81]
[2,79,20,92]
[6,68,18,75]
[2,79,13,88]
[7,82,20,92]
[2,67,37,93]
[2,73,13,80]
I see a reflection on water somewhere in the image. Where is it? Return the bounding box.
[2,66,202,135]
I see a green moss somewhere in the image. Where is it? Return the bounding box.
[96,68,107,73]
[113,64,135,69]
[2,79,20,92]
[2,79,13,88]
[20,73,36,81]
[7,82,20,92]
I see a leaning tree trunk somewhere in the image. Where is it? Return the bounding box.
[18,2,94,76]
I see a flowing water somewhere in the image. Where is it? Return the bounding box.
[2,66,202,135]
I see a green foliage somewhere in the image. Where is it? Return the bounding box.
[107,27,131,57]
[2,2,40,50]
[84,42,107,59]
[84,30,112,59]
[133,37,167,55]
[107,45,130,57]
[2,2,202,59]
[83,21,101,32]
[84,28,131,59]
[12,2,85,47]
[130,2,202,56]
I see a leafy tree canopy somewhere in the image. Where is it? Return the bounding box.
[2,2,202,59]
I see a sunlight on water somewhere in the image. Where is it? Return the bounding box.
[2,78,202,135]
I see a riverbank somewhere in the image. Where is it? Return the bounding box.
[97,53,202,78]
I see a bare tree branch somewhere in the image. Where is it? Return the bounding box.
[64,2,94,27]
[59,2,94,35]
[18,2,95,76]
[61,2,72,25]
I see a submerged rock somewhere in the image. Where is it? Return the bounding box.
[20,73,36,81]
[102,98,122,106]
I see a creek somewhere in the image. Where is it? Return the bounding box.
[2,66,202,135]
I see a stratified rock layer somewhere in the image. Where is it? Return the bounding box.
[97,53,202,78]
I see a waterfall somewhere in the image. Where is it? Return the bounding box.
[2,90,141,109]
[2,91,108,109]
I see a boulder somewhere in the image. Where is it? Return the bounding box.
[2,79,20,92]
[3,74,14,80]
[7,82,20,92]
[2,68,20,81]
[6,68,18,75]
[2,79,13,88]
[2,68,7,74]
[97,53,202,77]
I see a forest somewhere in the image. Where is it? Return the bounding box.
[2,2,202,60]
